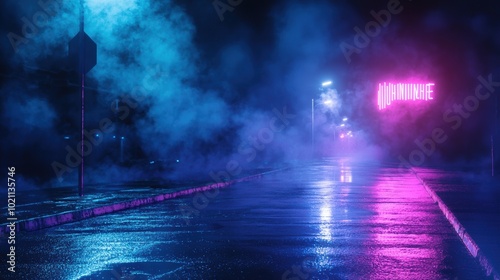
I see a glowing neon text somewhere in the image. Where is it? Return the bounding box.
[377,83,434,110]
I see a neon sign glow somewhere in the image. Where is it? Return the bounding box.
[377,82,434,110]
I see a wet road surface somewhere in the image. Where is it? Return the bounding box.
[2,159,488,279]
[412,167,500,277]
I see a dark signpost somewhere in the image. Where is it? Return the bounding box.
[68,0,96,196]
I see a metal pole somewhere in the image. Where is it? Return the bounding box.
[312,99,314,156]
[492,135,494,177]
[78,0,85,196]
[120,137,124,163]
[494,92,498,177]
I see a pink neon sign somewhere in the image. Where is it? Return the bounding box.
[377,82,434,110]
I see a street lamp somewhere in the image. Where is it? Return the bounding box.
[120,136,125,163]
[312,98,314,155]
[323,99,334,107]
[312,80,334,155]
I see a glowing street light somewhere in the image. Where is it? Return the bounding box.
[313,80,336,156]
[323,99,333,106]
[342,117,348,122]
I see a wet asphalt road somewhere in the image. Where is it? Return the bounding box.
[2,159,488,279]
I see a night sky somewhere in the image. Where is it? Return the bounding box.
[1,0,500,188]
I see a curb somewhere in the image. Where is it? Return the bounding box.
[0,168,287,235]
[411,168,500,280]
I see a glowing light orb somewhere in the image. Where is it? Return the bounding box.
[377,82,434,110]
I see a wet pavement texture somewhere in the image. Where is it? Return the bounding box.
[412,167,500,277]
[0,168,276,223]
[1,159,490,279]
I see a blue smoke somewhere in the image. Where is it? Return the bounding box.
[1,0,499,187]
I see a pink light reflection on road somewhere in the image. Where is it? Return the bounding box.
[363,172,447,280]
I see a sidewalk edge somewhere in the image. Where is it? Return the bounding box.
[0,168,287,235]
[411,168,500,280]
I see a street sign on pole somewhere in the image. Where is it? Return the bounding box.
[68,31,97,75]
[68,0,97,197]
